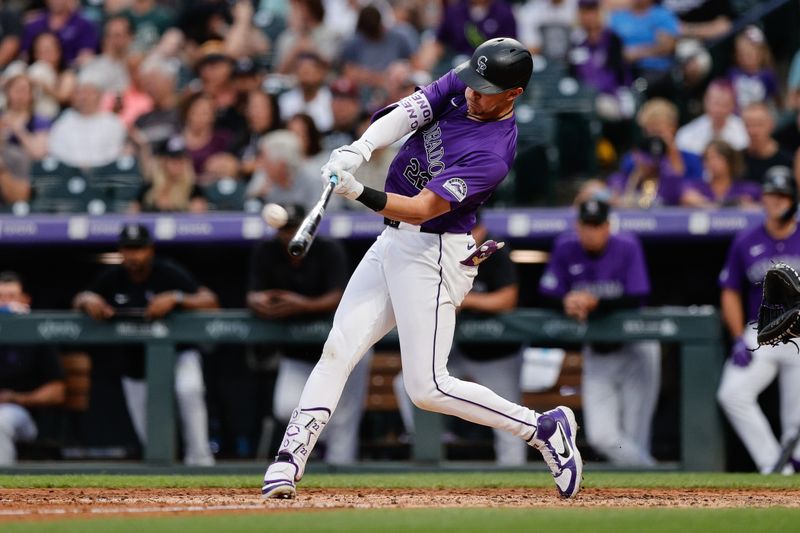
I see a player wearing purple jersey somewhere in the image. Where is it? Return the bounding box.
[262,38,583,500]
[539,198,660,466]
[717,166,800,474]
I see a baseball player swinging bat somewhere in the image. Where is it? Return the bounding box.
[288,175,338,258]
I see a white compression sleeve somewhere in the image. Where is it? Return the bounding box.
[356,92,435,158]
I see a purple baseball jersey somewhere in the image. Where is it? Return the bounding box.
[728,67,779,109]
[436,0,517,56]
[379,70,517,234]
[719,224,800,321]
[682,180,761,206]
[22,11,99,65]
[539,232,650,301]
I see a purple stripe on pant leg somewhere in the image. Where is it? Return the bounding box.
[429,235,535,429]
[300,407,332,416]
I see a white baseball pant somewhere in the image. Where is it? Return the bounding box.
[122,349,214,465]
[272,351,372,464]
[0,403,38,465]
[717,324,800,473]
[581,341,661,466]
[292,227,538,443]
[393,347,528,465]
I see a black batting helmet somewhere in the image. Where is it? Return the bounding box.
[455,37,533,95]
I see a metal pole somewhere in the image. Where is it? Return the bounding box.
[144,341,176,464]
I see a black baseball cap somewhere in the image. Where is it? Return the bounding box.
[156,136,187,157]
[578,198,610,225]
[762,166,797,197]
[455,37,533,94]
[119,223,152,248]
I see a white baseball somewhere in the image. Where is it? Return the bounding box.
[262,203,288,228]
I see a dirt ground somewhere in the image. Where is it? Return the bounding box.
[1,487,800,520]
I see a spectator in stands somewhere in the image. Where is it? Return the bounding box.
[247,203,370,465]
[199,152,241,188]
[130,137,207,213]
[246,130,320,210]
[232,57,265,97]
[340,5,413,90]
[608,99,701,208]
[395,215,526,465]
[389,0,422,51]
[6,31,76,118]
[568,0,632,121]
[21,0,100,66]
[194,41,244,135]
[0,156,30,207]
[180,92,233,175]
[676,80,749,156]
[73,223,218,465]
[663,0,732,41]
[539,198,660,467]
[287,113,328,179]
[132,57,181,148]
[787,48,800,111]
[278,52,333,133]
[220,0,270,60]
[375,60,425,110]
[681,140,760,208]
[0,3,21,70]
[608,0,679,99]
[414,0,517,72]
[238,90,281,179]
[727,26,780,111]
[80,15,133,94]
[121,0,176,53]
[516,0,577,57]
[100,54,154,129]
[741,103,794,184]
[47,72,126,168]
[0,74,51,164]
[274,0,340,74]
[324,78,362,151]
[0,271,65,466]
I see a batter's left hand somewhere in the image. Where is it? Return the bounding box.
[332,169,364,200]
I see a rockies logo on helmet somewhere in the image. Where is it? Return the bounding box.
[476,56,488,76]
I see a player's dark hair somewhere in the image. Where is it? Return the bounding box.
[0,271,23,288]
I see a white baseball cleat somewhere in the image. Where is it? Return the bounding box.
[262,453,299,499]
[529,405,583,498]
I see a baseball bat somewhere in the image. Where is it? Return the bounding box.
[771,429,800,473]
[288,174,338,258]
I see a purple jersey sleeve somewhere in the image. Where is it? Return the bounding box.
[539,242,570,298]
[425,151,509,207]
[719,234,745,292]
[421,70,467,117]
[624,236,650,296]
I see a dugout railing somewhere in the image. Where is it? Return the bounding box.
[0,307,724,470]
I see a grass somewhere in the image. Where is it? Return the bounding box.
[3,508,800,533]
[2,473,800,532]
[1,472,800,490]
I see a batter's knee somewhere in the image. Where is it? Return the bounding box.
[403,374,448,413]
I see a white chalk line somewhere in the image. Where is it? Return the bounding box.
[0,503,272,517]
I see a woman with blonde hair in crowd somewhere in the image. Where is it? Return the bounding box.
[681,139,760,208]
[129,137,207,213]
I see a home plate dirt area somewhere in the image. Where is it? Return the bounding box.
[2,487,800,520]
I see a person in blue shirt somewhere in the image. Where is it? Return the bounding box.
[609,0,679,98]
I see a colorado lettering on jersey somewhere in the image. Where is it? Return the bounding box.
[399,91,433,131]
[402,122,447,191]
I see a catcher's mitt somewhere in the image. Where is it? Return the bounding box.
[757,263,800,346]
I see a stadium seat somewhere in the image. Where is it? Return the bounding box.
[204,178,246,211]
[29,158,96,214]
[88,157,144,213]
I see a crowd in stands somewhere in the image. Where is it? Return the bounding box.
[0,0,794,213]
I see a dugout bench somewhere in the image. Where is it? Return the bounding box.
[0,307,724,470]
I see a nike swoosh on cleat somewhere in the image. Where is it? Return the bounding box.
[467,243,476,250]
[556,422,573,461]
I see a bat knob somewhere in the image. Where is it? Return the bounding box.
[288,240,305,257]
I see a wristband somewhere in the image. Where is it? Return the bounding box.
[356,186,388,212]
